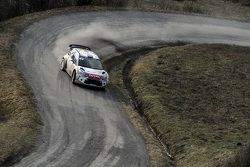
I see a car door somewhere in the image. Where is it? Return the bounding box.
[67,52,76,76]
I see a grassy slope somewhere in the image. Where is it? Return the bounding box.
[106,49,180,167]
[132,0,250,21]
[0,57,40,164]
[129,44,250,167]
[199,0,250,20]
[0,21,40,164]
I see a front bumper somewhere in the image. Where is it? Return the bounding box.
[75,74,107,88]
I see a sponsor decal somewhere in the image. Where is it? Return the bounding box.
[87,73,103,80]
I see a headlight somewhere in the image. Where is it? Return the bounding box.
[80,68,85,73]
[103,76,109,81]
[79,68,88,76]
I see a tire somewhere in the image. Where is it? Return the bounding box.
[60,58,66,71]
[72,70,76,84]
[100,87,106,91]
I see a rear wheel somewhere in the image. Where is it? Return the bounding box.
[72,70,76,84]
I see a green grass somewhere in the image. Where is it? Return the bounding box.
[129,44,250,167]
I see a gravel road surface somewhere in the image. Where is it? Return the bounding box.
[14,11,250,167]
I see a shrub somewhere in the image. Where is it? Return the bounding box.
[240,0,250,6]
[183,1,203,13]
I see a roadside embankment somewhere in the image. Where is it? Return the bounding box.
[105,48,174,167]
[109,44,250,167]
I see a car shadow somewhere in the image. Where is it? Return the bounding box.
[74,82,106,92]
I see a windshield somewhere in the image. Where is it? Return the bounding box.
[78,57,103,70]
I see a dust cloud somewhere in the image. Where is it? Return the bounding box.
[52,14,250,60]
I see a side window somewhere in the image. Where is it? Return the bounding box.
[71,54,77,64]
[78,58,89,68]
[82,59,88,67]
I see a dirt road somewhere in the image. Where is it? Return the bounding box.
[14,11,250,167]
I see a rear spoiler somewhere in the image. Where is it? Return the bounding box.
[69,44,91,51]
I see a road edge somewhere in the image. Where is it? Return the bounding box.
[104,43,187,167]
[0,6,113,167]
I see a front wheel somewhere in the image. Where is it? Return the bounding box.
[72,70,76,84]
[100,87,106,91]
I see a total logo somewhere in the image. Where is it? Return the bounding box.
[87,74,103,80]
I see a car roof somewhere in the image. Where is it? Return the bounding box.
[72,48,100,60]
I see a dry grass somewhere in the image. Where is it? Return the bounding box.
[128,44,250,167]
[0,34,40,165]
[97,0,250,21]
[198,0,250,21]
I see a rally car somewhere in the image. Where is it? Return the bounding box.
[60,44,109,89]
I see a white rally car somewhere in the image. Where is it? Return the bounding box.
[60,44,109,89]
